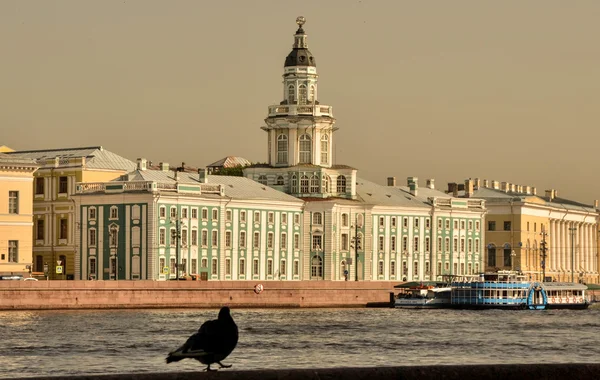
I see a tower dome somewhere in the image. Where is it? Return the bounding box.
[284,16,316,67]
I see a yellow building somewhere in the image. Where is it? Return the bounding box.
[5,147,135,279]
[0,153,39,277]
[450,179,599,284]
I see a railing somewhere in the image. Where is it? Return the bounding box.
[267,104,333,118]
[76,181,224,196]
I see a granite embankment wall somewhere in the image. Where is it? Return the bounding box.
[0,280,397,310]
[16,364,600,380]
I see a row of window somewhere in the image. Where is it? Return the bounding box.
[487,221,542,232]
[376,216,482,232]
[377,235,482,254]
[286,83,316,105]
[34,176,69,196]
[376,261,481,277]
[158,256,301,277]
[276,133,328,164]
[158,207,301,225]
[36,219,69,240]
[290,174,346,194]
[157,229,302,250]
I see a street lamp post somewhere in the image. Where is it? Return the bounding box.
[511,250,516,272]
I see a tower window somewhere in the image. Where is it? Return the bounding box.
[299,134,311,164]
[336,175,346,193]
[298,84,307,104]
[277,134,288,164]
[300,175,309,193]
[320,134,328,164]
[309,85,315,102]
[288,84,295,103]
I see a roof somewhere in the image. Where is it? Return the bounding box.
[7,146,136,171]
[470,187,596,212]
[207,156,251,168]
[0,152,38,167]
[118,169,303,203]
[355,178,430,208]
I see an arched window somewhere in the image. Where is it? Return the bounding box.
[341,214,348,227]
[310,175,319,193]
[320,134,329,164]
[311,255,323,278]
[300,175,309,193]
[277,134,288,164]
[309,85,315,102]
[298,84,307,104]
[357,213,364,228]
[299,134,311,164]
[487,244,496,267]
[336,175,346,193]
[258,175,268,185]
[313,212,322,225]
[291,175,297,193]
[109,206,118,219]
[503,244,512,267]
[276,176,285,185]
[288,84,295,103]
[322,175,331,193]
[109,227,118,247]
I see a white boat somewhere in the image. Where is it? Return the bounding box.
[542,282,589,309]
[394,283,451,309]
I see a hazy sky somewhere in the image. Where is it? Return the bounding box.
[1,1,599,203]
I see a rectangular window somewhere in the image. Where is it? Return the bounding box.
[391,217,396,228]
[476,221,480,231]
[37,219,44,240]
[313,213,322,225]
[475,239,480,253]
[211,230,218,246]
[8,191,18,214]
[468,239,473,253]
[181,229,188,246]
[202,208,208,220]
[453,238,458,253]
[201,230,208,247]
[426,219,430,229]
[454,220,458,229]
[8,241,18,263]
[212,258,218,275]
[468,221,473,230]
[402,236,408,251]
[293,260,299,276]
[281,213,287,224]
[159,229,166,245]
[414,262,418,276]
[268,212,274,224]
[504,221,511,231]
[460,238,465,253]
[159,207,166,219]
[445,237,450,252]
[253,259,259,275]
[378,261,384,276]
[414,236,419,252]
[191,208,198,219]
[89,229,96,246]
[379,217,384,227]
[253,232,260,248]
[460,220,465,229]
[201,258,208,268]
[267,232,274,249]
[267,259,273,276]
[378,236,384,251]
[181,208,188,219]
[225,231,232,248]
[240,231,246,248]
[226,210,232,222]
[437,237,442,252]
[89,207,96,220]
[414,218,419,228]
[425,237,430,252]
[403,217,408,228]
[59,219,68,239]
[527,221,530,231]
[212,209,218,221]
[294,234,300,249]
[239,259,245,275]
[391,236,396,251]
[171,259,177,275]
[438,218,442,229]
[488,221,496,231]
[170,229,177,246]
[281,232,287,249]
[390,261,396,276]
[240,211,246,223]
[59,176,68,194]
[254,211,260,223]
[534,223,537,232]
[191,259,197,274]
[425,262,430,274]
[341,233,349,251]
[225,258,231,275]
[312,235,322,250]
[191,230,198,246]
[281,260,286,276]
[294,214,300,225]
[35,177,44,195]
[445,220,450,230]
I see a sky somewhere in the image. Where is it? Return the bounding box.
[1,0,599,203]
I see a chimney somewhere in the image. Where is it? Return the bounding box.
[198,168,208,183]
[174,169,180,181]
[501,182,509,192]
[136,158,147,171]
[464,179,474,198]
[159,162,170,172]
[524,186,531,194]
[407,177,418,196]
[531,187,537,195]
[426,179,435,189]
[483,179,490,188]
[594,200,599,209]
[545,189,555,201]
[492,181,500,190]
[473,178,481,189]
[387,177,396,187]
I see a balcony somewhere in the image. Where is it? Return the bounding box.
[268,104,333,118]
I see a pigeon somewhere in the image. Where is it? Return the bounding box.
[166,307,239,371]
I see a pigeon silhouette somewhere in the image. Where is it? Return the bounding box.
[166,307,239,371]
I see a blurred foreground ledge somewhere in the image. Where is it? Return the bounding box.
[16,364,600,380]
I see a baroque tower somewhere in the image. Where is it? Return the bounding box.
[245,17,357,199]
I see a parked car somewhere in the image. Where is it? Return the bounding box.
[0,274,24,281]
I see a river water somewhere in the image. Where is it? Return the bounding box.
[1,307,599,378]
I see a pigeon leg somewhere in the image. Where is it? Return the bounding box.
[217,362,232,368]
[204,364,216,372]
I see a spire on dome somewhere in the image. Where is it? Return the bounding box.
[285,16,315,67]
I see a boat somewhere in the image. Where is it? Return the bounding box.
[394,282,451,309]
[449,271,589,310]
